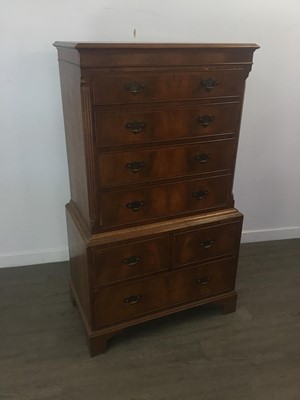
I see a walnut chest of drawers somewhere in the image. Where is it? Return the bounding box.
[54,42,258,355]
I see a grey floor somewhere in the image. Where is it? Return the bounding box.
[1,239,300,400]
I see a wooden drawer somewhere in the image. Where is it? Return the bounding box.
[99,175,232,230]
[174,220,242,267]
[94,102,241,147]
[98,138,237,187]
[94,256,237,327]
[91,69,246,105]
[91,236,170,286]
[94,274,169,326]
[170,257,237,305]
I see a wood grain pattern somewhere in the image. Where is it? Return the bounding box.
[94,101,241,148]
[174,219,242,267]
[58,62,91,229]
[98,138,237,187]
[99,175,233,230]
[94,256,238,327]
[91,69,247,105]
[91,236,170,286]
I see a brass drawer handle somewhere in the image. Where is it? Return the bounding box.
[195,153,212,164]
[124,81,145,95]
[124,295,141,305]
[125,121,147,134]
[123,255,141,266]
[193,190,208,200]
[200,239,214,249]
[126,200,145,212]
[197,115,215,128]
[197,276,211,285]
[201,79,219,92]
[126,161,145,173]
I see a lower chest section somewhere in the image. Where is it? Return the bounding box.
[87,211,242,328]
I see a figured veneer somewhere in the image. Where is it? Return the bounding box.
[91,69,247,105]
[94,102,241,148]
[91,236,170,286]
[98,138,237,187]
[173,220,242,267]
[99,175,233,230]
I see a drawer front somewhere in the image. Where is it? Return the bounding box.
[92,236,170,286]
[94,102,241,147]
[94,257,237,327]
[98,139,236,187]
[174,220,242,267]
[170,257,237,305]
[99,175,232,230]
[94,275,168,326]
[92,69,246,105]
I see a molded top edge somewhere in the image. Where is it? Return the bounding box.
[53,41,260,50]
